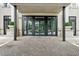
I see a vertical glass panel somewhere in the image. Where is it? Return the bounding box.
[23,16,27,35]
[69,16,76,30]
[27,17,32,35]
[35,20,39,35]
[48,17,52,35]
[35,17,45,35]
[51,17,56,35]
[39,20,45,35]
[48,17,57,35]
[4,16,11,29]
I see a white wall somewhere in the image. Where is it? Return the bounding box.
[0,4,11,34]
[65,4,79,31]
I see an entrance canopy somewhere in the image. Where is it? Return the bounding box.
[12,3,70,14]
[12,3,69,41]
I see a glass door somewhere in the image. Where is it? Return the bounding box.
[35,17,45,36]
[27,17,32,35]
[22,16,32,35]
[35,20,39,35]
[22,16,57,36]
[39,20,45,35]
[47,17,57,36]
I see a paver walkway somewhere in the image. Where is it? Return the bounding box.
[0,29,13,45]
[0,36,79,56]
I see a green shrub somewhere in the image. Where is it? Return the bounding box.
[9,21,14,25]
[65,22,72,26]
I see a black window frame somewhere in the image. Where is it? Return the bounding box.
[22,15,58,36]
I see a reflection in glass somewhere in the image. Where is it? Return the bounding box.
[23,16,57,36]
[39,20,45,35]
[27,17,32,35]
[48,17,56,35]
[35,20,39,35]
[23,17,27,35]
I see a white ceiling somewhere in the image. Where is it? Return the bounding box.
[12,3,70,13]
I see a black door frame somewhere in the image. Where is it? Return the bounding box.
[22,15,58,36]
[69,16,76,36]
[3,16,11,35]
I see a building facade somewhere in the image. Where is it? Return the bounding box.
[0,3,12,34]
[0,3,79,41]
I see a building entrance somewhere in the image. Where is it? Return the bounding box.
[22,16,57,36]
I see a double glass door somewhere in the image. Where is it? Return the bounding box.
[22,16,57,36]
[35,17,45,35]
